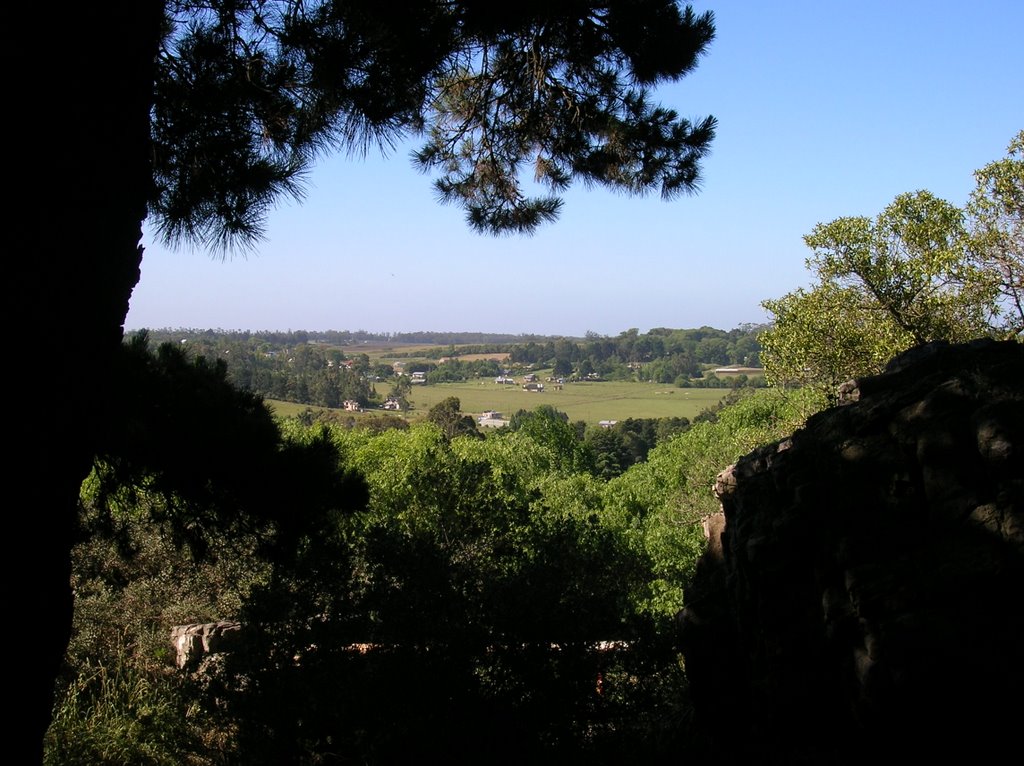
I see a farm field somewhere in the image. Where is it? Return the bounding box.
[362,347,511,365]
[406,380,729,423]
[268,381,732,426]
[265,399,334,420]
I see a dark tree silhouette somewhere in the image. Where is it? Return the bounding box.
[427,396,484,440]
[7,2,715,760]
[152,0,717,244]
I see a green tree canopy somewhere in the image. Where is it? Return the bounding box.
[426,396,483,440]
[507,405,595,475]
[802,190,993,344]
[760,132,1022,397]
[966,130,1024,335]
[760,283,911,402]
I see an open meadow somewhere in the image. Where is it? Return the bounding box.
[268,380,731,426]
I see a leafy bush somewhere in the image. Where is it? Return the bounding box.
[51,338,827,764]
[604,386,828,617]
[45,654,206,766]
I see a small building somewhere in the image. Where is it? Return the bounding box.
[410,371,427,384]
[381,397,404,411]
[477,410,509,428]
[342,400,362,412]
[598,420,618,428]
[523,382,545,392]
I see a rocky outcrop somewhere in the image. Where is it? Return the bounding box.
[171,620,243,670]
[679,339,1024,764]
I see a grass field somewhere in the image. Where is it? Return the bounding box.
[267,380,731,426]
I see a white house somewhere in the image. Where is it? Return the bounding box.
[477,411,509,428]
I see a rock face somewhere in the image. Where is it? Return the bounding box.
[171,620,243,670]
[679,339,1023,764]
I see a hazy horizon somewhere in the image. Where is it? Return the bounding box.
[128,322,766,337]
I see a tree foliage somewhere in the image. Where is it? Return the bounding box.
[967,129,1024,335]
[218,418,683,763]
[602,386,825,615]
[584,417,688,479]
[507,405,595,475]
[153,0,717,246]
[507,324,763,377]
[426,396,483,440]
[760,283,910,402]
[761,133,1023,396]
[50,337,827,763]
[803,191,996,343]
[91,333,367,558]
[21,3,722,759]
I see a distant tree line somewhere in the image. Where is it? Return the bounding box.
[507,325,765,372]
[143,333,377,409]
[507,326,764,384]
[146,328,570,348]
[140,325,766,404]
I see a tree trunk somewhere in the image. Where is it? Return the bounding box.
[6,2,164,760]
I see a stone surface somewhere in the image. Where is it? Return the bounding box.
[170,620,243,670]
[679,339,1024,764]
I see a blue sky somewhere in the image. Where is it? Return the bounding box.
[125,0,1023,337]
